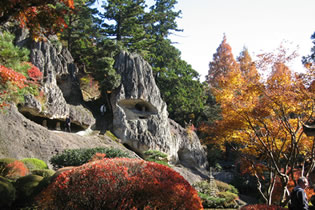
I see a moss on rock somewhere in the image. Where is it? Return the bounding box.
[0,176,16,209]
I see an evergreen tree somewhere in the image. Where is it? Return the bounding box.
[100,0,152,52]
[59,0,121,93]
[148,0,182,41]
[156,56,206,126]
[61,0,99,52]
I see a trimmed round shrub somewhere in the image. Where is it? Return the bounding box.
[36,158,203,209]
[31,169,55,178]
[21,158,48,170]
[14,174,43,204]
[0,158,29,180]
[50,147,131,168]
[0,176,16,209]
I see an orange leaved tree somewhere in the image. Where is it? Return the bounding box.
[204,43,315,205]
[0,0,74,39]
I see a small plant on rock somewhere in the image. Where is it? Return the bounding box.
[143,150,169,166]
[0,158,29,180]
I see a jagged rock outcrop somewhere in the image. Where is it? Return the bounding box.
[111,51,208,169]
[15,30,94,129]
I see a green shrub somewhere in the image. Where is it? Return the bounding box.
[21,158,48,170]
[193,180,239,209]
[31,169,55,178]
[14,174,43,205]
[0,176,16,209]
[36,158,203,209]
[217,191,238,208]
[198,193,226,208]
[50,147,131,168]
[193,180,214,195]
[143,150,169,166]
[216,180,238,194]
[0,158,29,180]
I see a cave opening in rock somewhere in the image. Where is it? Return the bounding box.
[20,112,85,132]
[117,99,158,120]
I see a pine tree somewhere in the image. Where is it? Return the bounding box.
[100,0,151,52]
[59,0,121,93]
[148,0,182,41]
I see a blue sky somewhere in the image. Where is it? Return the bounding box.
[166,0,315,81]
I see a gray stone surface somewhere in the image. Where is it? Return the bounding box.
[16,31,94,128]
[111,52,208,169]
[0,105,138,168]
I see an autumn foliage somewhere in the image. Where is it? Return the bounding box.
[25,62,43,83]
[0,0,74,40]
[0,65,26,107]
[0,63,42,108]
[36,158,203,209]
[204,37,315,205]
[0,159,29,180]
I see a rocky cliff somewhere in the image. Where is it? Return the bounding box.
[0,30,208,180]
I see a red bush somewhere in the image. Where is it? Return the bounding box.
[0,65,27,88]
[241,204,287,210]
[25,62,43,83]
[88,152,106,162]
[36,158,203,209]
[3,160,29,179]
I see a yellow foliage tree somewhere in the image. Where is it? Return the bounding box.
[206,44,315,205]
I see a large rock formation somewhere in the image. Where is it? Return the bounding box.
[15,31,94,130]
[1,29,208,178]
[111,52,208,169]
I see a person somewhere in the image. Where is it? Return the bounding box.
[65,116,71,132]
[289,176,309,210]
[100,104,106,116]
